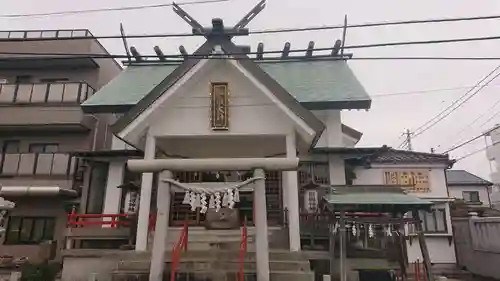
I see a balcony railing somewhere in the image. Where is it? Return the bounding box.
[0,29,93,40]
[0,153,76,176]
[0,82,95,104]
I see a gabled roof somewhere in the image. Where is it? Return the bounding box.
[108,37,326,145]
[371,148,454,166]
[446,170,492,186]
[312,146,454,166]
[81,55,371,114]
[323,186,432,212]
[111,39,215,134]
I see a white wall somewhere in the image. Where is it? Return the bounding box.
[148,60,294,138]
[313,110,342,147]
[329,155,346,185]
[354,164,449,199]
[102,161,125,218]
[448,185,490,206]
[406,236,456,264]
[354,164,456,264]
[342,135,357,148]
[111,136,135,150]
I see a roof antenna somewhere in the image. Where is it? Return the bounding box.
[119,23,131,64]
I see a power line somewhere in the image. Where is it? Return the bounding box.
[455,139,500,162]
[372,83,500,99]
[439,95,500,150]
[1,34,500,59]
[441,124,500,154]
[0,5,499,36]
[478,109,500,128]
[411,66,500,135]
[251,14,500,35]
[0,0,230,18]
[409,66,500,140]
[4,24,500,43]
[2,55,500,63]
[445,108,500,154]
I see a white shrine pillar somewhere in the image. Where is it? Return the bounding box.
[285,132,301,251]
[135,133,156,251]
[254,168,270,281]
[102,162,125,217]
[149,170,172,281]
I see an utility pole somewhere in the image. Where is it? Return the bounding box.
[405,129,413,151]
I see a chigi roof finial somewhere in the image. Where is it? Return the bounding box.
[172,0,266,39]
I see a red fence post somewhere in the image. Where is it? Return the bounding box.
[171,220,189,281]
[239,217,248,281]
[67,206,76,227]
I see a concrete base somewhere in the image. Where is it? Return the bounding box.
[61,249,314,281]
[147,227,289,251]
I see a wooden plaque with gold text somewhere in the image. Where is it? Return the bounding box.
[210,82,229,130]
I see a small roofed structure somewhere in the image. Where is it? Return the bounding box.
[321,186,434,281]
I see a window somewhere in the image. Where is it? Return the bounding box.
[15,75,32,83]
[39,78,69,83]
[2,140,20,153]
[416,209,447,233]
[463,191,480,203]
[5,217,55,244]
[28,143,59,153]
[306,190,318,213]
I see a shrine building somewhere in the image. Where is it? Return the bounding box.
[58,2,457,281]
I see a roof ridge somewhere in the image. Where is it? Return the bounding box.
[388,148,448,157]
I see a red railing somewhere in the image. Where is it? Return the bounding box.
[149,212,157,231]
[170,221,188,281]
[413,259,428,281]
[239,218,248,281]
[67,207,130,228]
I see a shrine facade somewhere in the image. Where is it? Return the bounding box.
[59,2,456,281]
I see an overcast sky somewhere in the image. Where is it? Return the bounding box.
[2,0,500,180]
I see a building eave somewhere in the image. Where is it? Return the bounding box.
[111,40,215,134]
[111,37,326,149]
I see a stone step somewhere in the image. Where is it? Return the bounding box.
[117,259,310,272]
[165,229,268,242]
[121,250,309,262]
[112,270,314,281]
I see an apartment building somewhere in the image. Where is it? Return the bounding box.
[0,29,121,263]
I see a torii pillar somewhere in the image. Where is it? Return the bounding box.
[127,157,299,281]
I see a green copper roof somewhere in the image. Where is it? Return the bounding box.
[323,192,432,206]
[82,60,371,113]
[258,60,370,109]
[83,64,179,110]
[322,188,432,212]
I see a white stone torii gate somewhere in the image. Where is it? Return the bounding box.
[127,157,300,281]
